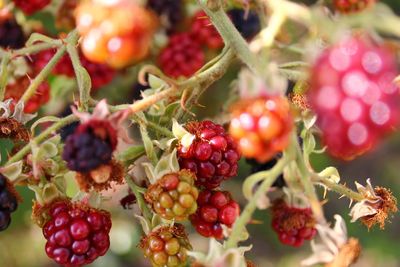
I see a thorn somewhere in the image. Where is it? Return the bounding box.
[323,187,327,199]
[249,219,263,225]
[320,199,329,206]
[349,199,353,208]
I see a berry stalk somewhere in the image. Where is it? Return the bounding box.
[66,35,90,111]
[125,176,153,224]
[6,114,79,165]
[312,174,365,202]
[0,54,10,101]
[225,154,292,249]
[292,133,326,225]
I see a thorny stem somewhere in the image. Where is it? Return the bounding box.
[20,46,67,104]
[125,176,153,222]
[198,0,263,74]
[66,31,90,111]
[292,133,326,224]
[225,154,293,249]
[6,114,79,165]
[313,174,364,202]
[0,54,10,101]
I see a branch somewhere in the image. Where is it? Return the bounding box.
[198,0,262,74]
[312,174,364,202]
[225,154,292,249]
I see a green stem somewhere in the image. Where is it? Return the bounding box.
[20,46,67,104]
[198,0,262,74]
[312,174,364,202]
[125,176,152,221]
[12,42,62,57]
[66,36,91,111]
[0,54,10,101]
[6,114,78,165]
[292,133,326,224]
[225,154,292,249]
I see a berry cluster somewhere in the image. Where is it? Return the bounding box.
[0,174,18,232]
[271,199,316,247]
[190,11,224,50]
[145,171,199,221]
[76,0,158,68]
[4,75,50,113]
[229,96,293,163]
[62,120,117,173]
[0,19,26,49]
[12,0,51,15]
[333,0,375,13]
[158,33,205,79]
[158,10,225,78]
[177,120,240,189]
[308,36,400,160]
[140,224,191,267]
[190,189,240,239]
[33,49,116,90]
[42,200,111,266]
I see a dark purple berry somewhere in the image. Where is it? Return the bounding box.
[228,9,261,40]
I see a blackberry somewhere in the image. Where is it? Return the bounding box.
[12,0,51,15]
[0,19,26,49]
[177,120,240,189]
[0,174,18,231]
[62,132,113,173]
[228,9,261,40]
[144,171,199,221]
[43,200,112,266]
[190,189,240,239]
[147,0,184,33]
[271,199,316,247]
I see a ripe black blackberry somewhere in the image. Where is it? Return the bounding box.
[0,19,26,49]
[62,131,113,173]
[227,8,261,40]
[147,0,184,33]
[0,174,18,231]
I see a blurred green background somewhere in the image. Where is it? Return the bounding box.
[1,0,400,267]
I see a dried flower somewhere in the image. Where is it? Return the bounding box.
[189,238,251,267]
[302,215,361,267]
[350,179,397,229]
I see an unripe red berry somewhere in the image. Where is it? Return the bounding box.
[42,200,112,266]
[190,190,239,239]
[308,35,400,160]
[229,96,293,163]
[190,11,223,49]
[159,32,205,78]
[271,199,316,247]
[333,0,376,13]
[177,121,240,189]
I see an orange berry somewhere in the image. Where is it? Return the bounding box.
[258,112,283,141]
[81,29,109,63]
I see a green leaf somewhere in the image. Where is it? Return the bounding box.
[318,166,340,184]
[1,161,23,182]
[140,124,158,165]
[148,74,166,89]
[76,66,92,93]
[118,145,145,164]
